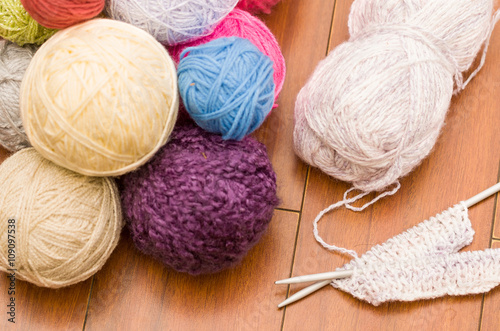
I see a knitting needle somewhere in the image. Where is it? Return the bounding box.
[275,270,353,284]
[276,182,500,308]
[277,280,331,308]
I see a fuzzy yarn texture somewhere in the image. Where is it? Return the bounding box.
[105,0,238,45]
[20,0,104,29]
[169,9,285,103]
[0,0,57,45]
[236,0,281,14]
[332,203,500,305]
[178,37,275,140]
[0,148,123,288]
[120,122,279,275]
[294,0,499,192]
[20,19,179,177]
[0,40,37,152]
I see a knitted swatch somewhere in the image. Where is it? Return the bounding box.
[120,122,279,274]
[332,204,500,305]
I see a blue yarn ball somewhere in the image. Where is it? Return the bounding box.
[178,37,275,140]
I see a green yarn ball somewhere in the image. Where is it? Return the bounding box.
[0,0,57,46]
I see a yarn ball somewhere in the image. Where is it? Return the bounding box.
[178,37,275,140]
[294,0,494,192]
[20,19,179,177]
[0,148,123,288]
[120,122,279,275]
[169,9,285,102]
[20,0,104,29]
[0,40,37,152]
[105,0,238,46]
[236,0,281,14]
[0,0,57,46]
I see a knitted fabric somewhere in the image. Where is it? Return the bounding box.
[119,122,279,274]
[331,203,500,305]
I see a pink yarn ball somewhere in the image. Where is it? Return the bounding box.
[169,9,285,102]
[236,0,281,14]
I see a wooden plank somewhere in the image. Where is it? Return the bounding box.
[85,210,298,330]
[480,240,500,331]
[0,279,91,331]
[253,0,336,211]
[283,1,500,330]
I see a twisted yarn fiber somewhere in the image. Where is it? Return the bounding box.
[0,0,57,46]
[333,204,500,305]
[236,0,281,15]
[178,37,275,140]
[20,19,179,177]
[20,0,105,29]
[105,0,238,45]
[120,122,279,275]
[0,148,123,288]
[169,9,285,103]
[0,41,37,152]
[294,0,497,192]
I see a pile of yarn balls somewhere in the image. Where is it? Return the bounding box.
[0,0,284,287]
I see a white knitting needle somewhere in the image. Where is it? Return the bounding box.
[275,270,353,285]
[276,182,500,308]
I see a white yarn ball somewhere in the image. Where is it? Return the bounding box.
[294,0,494,192]
[0,40,37,152]
[105,0,239,45]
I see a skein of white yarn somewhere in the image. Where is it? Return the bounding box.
[0,40,37,152]
[294,0,499,193]
[105,0,239,45]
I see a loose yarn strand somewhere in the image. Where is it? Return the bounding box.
[456,9,500,93]
[313,182,401,258]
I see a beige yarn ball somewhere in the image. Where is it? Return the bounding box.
[20,19,179,177]
[0,148,123,288]
[294,0,495,192]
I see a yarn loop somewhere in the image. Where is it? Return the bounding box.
[294,0,499,193]
[120,122,279,275]
[178,37,275,140]
[0,40,37,152]
[105,0,238,45]
[20,19,179,177]
[20,0,105,29]
[0,148,123,288]
[0,0,57,45]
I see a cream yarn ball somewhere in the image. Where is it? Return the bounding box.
[105,0,239,45]
[0,148,123,288]
[20,19,179,177]
[0,40,37,152]
[294,0,495,192]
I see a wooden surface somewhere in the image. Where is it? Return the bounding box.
[1,0,499,330]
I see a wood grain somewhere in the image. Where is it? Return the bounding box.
[0,278,91,331]
[283,1,500,330]
[252,0,336,211]
[85,210,298,331]
[480,240,500,331]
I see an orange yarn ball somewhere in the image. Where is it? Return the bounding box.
[20,0,104,29]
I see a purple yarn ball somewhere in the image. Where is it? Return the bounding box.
[119,122,279,274]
